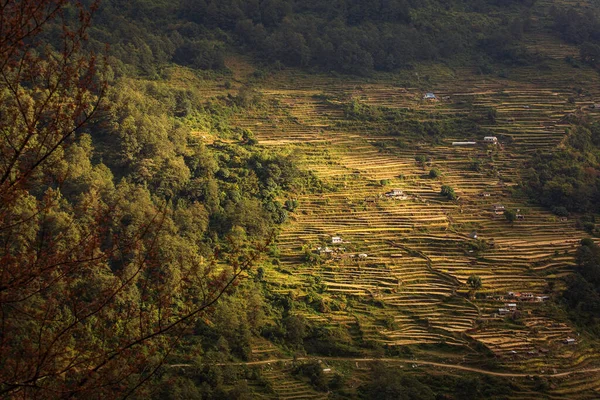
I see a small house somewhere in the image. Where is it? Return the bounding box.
[386,189,404,197]
[469,231,478,239]
[517,214,525,220]
[358,253,368,259]
[423,92,437,101]
[331,236,343,244]
[521,293,534,301]
[484,136,498,144]
[385,189,408,200]
[480,192,491,197]
[317,246,334,256]
[493,204,505,212]
[498,308,510,315]
[564,338,576,345]
[506,303,517,311]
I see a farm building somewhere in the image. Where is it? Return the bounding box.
[498,308,510,315]
[358,253,368,259]
[564,338,576,345]
[452,141,477,146]
[469,231,478,239]
[331,236,343,244]
[317,246,334,255]
[506,303,517,310]
[423,92,437,101]
[493,204,505,212]
[484,136,498,144]
[520,293,534,301]
[385,189,408,199]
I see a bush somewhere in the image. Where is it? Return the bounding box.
[429,168,441,178]
[440,185,457,200]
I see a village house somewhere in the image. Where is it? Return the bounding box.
[317,246,334,256]
[423,92,437,101]
[331,236,343,244]
[493,204,505,215]
[506,303,517,311]
[469,231,478,239]
[564,338,576,345]
[484,136,498,144]
[358,253,368,259]
[498,308,510,315]
[385,189,408,200]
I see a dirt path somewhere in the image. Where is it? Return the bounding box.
[171,357,600,379]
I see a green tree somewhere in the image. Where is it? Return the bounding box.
[467,275,483,291]
[429,168,441,178]
[504,209,517,223]
[440,185,457,200]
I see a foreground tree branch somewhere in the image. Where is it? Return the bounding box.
[0,1,265,398]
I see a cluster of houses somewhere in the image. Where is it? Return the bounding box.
[489,291,551,302]
[315,236,368,260]
[492,292,551,316]
[452,136,498,146]
[492,204,505,215]
[491,204,525,219]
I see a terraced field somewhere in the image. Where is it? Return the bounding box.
[217,51,600,397]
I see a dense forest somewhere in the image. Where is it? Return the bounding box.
[562,239,600,335]
[0,1,319,397]
[524,119,600,222]
[3,0,600,398]
[84,0,542,76]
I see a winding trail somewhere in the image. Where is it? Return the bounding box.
[171,356,600,379]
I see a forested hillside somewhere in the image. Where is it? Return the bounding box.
[3,0,600,399]
[86,0,540,76]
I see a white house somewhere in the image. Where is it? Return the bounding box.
[358,253,368,259]
[564,338,576,345]
[423,92,437,101]
[386,189,404,197]
[385,189,408,200]
[484,136,498,144]
[331,236,343,244]
[506,303,517,311]
[493,204,505,215]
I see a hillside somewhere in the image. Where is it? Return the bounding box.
[199,50,600,398]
